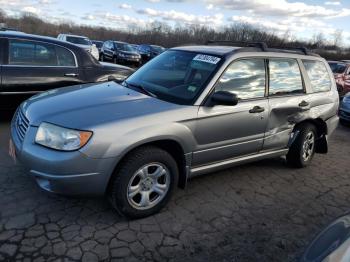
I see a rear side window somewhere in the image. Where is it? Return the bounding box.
[303,60,331,92]
[215,58,266,100]
[8,39,76,67]
[269,58,304,96]
[56,46,76,67]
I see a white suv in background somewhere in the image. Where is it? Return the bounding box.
[57,33,99,60]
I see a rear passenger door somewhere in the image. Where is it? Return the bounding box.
[1,38,83,94]
[263,58,309,151]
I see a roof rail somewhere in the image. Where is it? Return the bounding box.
[206,40,268,51]
[269,46,311,55]
[206,40,317,56]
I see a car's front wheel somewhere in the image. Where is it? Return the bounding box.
[108,146,178,219]
[286,124,317,168]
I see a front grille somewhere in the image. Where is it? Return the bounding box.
[13,109,30,142]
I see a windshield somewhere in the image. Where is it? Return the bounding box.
[124,50,222,105]
[329,62,346,74]
[66,36,92,46]
[116,43,134,52]
[151,45,164,53]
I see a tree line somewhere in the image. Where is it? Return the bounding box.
[1,10,349,60]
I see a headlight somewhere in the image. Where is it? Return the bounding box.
[35,122,92,151]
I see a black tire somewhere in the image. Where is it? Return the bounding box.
[286,124,317,168]
[108,146,178,219]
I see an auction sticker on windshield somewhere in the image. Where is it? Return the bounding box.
[193,54,221,64]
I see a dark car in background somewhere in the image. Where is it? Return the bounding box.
[92,40,103,52]
[328,61,350,97]
[100,40,141,66]
[0,31,134,108]
[137,44,165,64]
[339,93,350,125]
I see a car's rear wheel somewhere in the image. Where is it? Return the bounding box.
[286,124,317,168]
[108,146,178,219]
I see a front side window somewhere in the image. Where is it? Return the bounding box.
[125,50,222,105]
[9,39,75,67]
[9,39,56,66]
[269,58,304,96]
[303,60,331,93]
[215,58,266,100]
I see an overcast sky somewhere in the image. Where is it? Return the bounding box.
[1,0,350,45]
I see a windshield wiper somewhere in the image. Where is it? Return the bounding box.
[124,81,158,98]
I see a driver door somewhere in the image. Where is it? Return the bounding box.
[192,58,269,166]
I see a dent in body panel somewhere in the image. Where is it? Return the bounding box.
[263,95,309,151]
[263,91,339,151]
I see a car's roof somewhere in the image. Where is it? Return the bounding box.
[171,45,239,56]
[60,34,89,38]
[0,31,87,53]
[328,60,345,64]
[113,41,129,45]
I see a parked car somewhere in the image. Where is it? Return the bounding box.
[10,43,339,218]
[92,40,103,52]
[100,41,141,66]
[302,213,350,262]
[138,44,165,63]
[339,93,350,125]
[0,31,134,108]
[130,44,139,51]
[328,61,350,97]
[58,33,99,60]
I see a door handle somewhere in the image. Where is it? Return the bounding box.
[299,100,309,108]
[249,106,265,113]
[64,73,78,77]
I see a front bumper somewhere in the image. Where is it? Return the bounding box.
[11,123,118,196]
[119,56,141,63]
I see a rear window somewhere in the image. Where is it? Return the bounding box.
[303,60,331,93]
[66,36,91,46]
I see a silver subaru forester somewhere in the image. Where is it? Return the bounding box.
[10,43,339,218]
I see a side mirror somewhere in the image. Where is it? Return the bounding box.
[211,91,238,106]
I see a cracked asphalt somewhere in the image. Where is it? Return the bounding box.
[1,111,350,262]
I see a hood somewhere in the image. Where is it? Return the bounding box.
[22,82,181,129]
